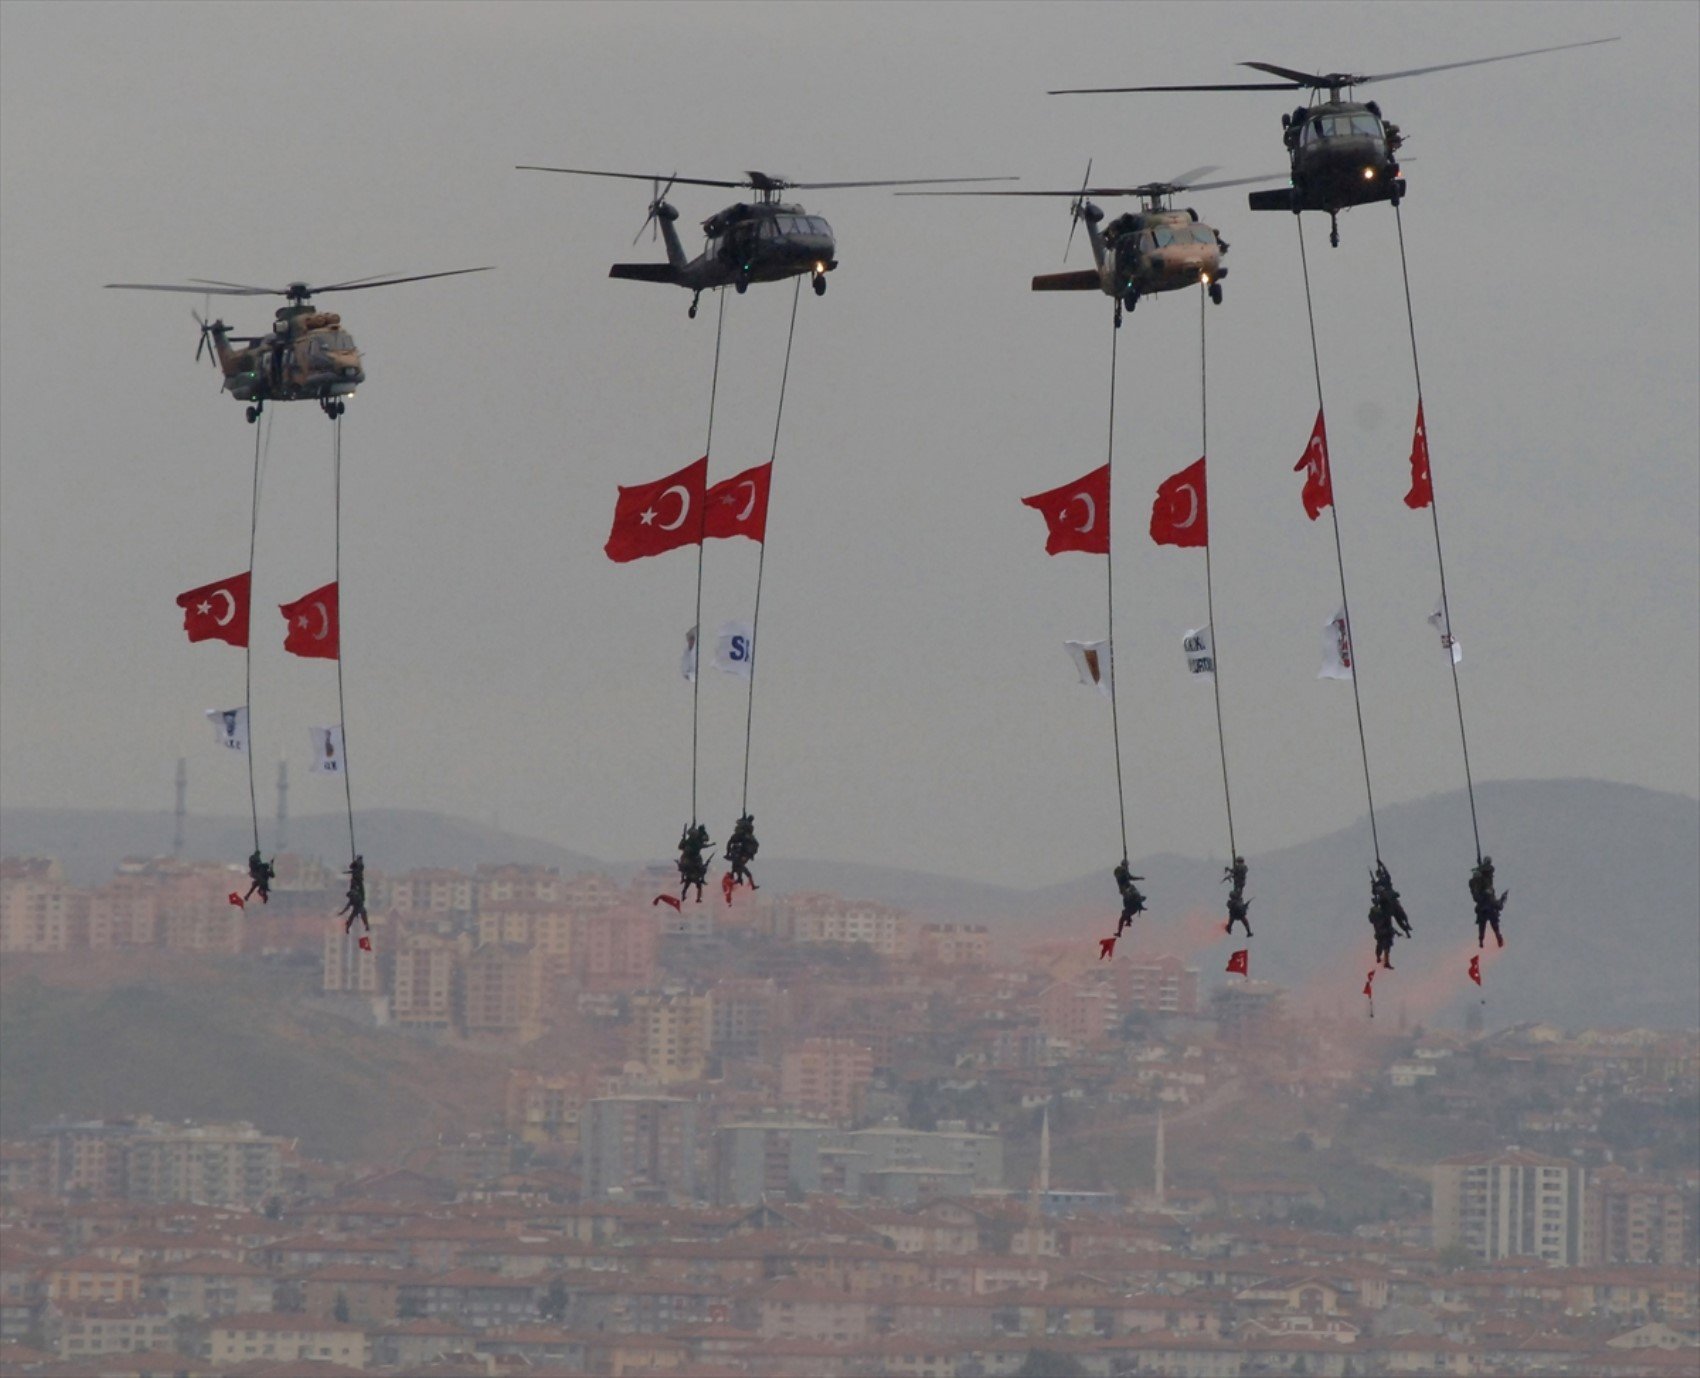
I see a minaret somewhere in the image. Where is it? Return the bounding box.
[276,757,289,851]
[1154,1107,1166,1209]
[1038,1107,1051,1200]
[172,757,187,856]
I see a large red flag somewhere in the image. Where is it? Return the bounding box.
[279,582,339,660]
[1022,464,1110,555]
[1294,410,1333,521]
[703,462,772,542]
[176,571,251,648]
[1226,948,1249,976]
[605,456,709,562]
[1150,457,1208,547]
[1404,401,1433,510]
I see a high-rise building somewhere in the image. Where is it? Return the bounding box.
[1433,1149,1586,1265]
[462,943,543,1040]
[579,1096,699,1203]
[1585,1167,1692,1264]
[781,1038,874,1123]
[1115,954,1200,1016]
[709,978,790,1061]
[714,1122,829,1205]
[631,991,713,1083]
[392,936,459,1030]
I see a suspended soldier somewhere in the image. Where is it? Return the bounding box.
[725,814,760,893]
[1372,861,1413,939]
[242,849,275,906]
[1222,855,1248,895]
[1470,856,1507,949]
[1223,855,1251,935]
[677,822,713,904]
[1114,859,1147,936]
[337,854,369,934]
[1368,892,1397,969]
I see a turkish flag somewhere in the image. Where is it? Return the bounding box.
[279,582,339,660]
[1404,401,1433,510]
[1022,464,1110,555]
[1294,410,1333,521]
[358,935,373,952]
[704,462,772,543]
[1362,970,1376,999]
[1468,955,1482,987]
[605,456,708,562]
[177,571,251,648]
[1226,949,1249,976]
[1150,457,1208,548]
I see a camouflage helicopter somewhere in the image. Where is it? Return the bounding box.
[516,166,1013,318]
[1052,37,1617,246]
[106,269,492,421]
[905,164,1279,323]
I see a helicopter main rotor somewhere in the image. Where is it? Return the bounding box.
[518,164,1015,203]
[107,267,495,302]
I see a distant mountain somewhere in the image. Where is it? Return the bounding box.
[5,779,1696,1029]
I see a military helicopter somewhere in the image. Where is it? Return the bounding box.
[1051,37,1617,246]
[906,164,1279,323]
[106,269,492,421]
[516,165,1013,318]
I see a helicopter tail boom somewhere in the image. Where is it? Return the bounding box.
[609,263,684,284]
[1031,269,1103,292]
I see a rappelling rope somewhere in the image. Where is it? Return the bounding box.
[1297,217,1382,863]
[1105,308,1130,862]
[690,289,727,828]
[1199,286,1239,864]
[332,414,356,862]
[243,414,272,854]
[1394,202,1483,861]
[739,277,802,815]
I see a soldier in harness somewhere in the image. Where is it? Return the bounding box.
[1372,861,1413,939]
[1223,855,1252,936]
[1114,859,1147,936]
[725,814,760,895]
[241,850,275,906]
[677,822,713,904]
[1470,856,1507,949]
[1368,892,1397,969]
[337,855,369,934]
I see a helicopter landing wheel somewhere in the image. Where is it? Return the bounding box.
[812,274,826,297]
[1122,292,1138,313]
[1329,214,1340,249]
[1208,282,1223,306]
[245,405,259,424]
[1113,301,1123,330]
[688,292,701,319]
[734,272,750,295]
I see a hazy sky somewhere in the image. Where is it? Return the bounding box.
[2,1,1695,888]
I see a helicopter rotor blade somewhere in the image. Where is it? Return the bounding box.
[308,267,495,293]
[1064,158,1091,263]
[1358,36,1619,85]
[788,175,1016,190]
[1051,80,1300,93]
[1165,165,1222,189]
[517,165,746,189]
[1240,62,1329,85]
[108,281,276,295]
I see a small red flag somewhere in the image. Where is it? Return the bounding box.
[1468,955,1482,986]
[704,462,772,543]
[1150,457,1208,547]
[1022,464,1110,556]
[177,571,251,648]
[1226,948,1249,976]
[1362,969,1376,999]
[1404,402,1433,510]
[228,892,245,909]
[605,456,709,562]
[1294,409,1333,521]
[721,871,736,904]
[1097,935,1117,960]
[357,935,373,952]
[653,894,682,911]
[279,582,339,659]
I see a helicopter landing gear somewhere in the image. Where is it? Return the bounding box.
[1329,213,1340,249]
[734,270,750,295]
[1208,281,1223,306]
[688,291,701,319]
[1123,291,1139,314]
[245,401,264,425]
[1113,301,1123,329]
[811,273,826,297]
[320,396,345,420]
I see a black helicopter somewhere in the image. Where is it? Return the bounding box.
[517,166,1013,317]
[106,270,492,421]
[1052,38,1617,246]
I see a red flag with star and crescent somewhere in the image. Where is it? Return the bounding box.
[279,582,339,660]
[605,456,709,562]
[1226,949,1249,976]
[176,571,251,648]
[1363,969,1376,999]
[1150,457,1208,548]
[703,462,772,543]
[1468,955,1482,987]
[1294,409,1333,521]
[1404,401,1434,509]
[1022,464,1110,555]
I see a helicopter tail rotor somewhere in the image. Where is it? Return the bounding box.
[633,174,679,246]
[1064,159,1092,262]
[192,309,220,367]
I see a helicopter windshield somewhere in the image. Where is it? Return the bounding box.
[1190,227,1217,245]
[1309,111,1382,141]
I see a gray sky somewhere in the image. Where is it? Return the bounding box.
[2,0,1695,889]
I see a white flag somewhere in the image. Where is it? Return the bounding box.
[1319,606,1354,681]
[1427,597,1462,665]
[714,621,755,679]
[1182,625,1215,681]
[309,725,345,775]
[1064,639,1113,698]
[681,625,699,683]
[205,706,248,754]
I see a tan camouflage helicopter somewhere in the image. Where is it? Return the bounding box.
[905,164,1280,324]
[517,166,1012,319]
[106,269,492,421]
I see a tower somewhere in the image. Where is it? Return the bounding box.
[173,757,187,855]
[1154,1107,1166,1208]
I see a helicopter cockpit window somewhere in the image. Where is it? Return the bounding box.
[807,217,830,236]
[1349,112,1382,137]
[1137,231,1158,253]
[1152,226,1176,248]
[1190,227,1216,245]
